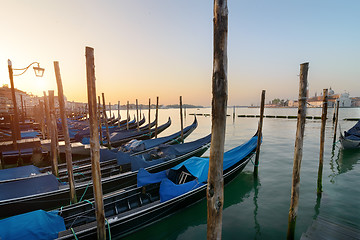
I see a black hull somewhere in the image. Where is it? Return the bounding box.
[58,149,254,239]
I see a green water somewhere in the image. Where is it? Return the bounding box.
[113,107,360,239]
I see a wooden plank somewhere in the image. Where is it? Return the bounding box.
[0,138,41,152]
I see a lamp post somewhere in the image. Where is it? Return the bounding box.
[7,60,45,140]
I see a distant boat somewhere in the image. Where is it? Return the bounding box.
[339,120,360,149]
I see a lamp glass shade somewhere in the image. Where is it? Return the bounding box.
[33,66,45,77]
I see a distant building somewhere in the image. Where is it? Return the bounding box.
[288,87,354,108]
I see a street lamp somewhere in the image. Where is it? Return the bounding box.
[8,59,45,140]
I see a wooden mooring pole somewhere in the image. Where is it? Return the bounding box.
[85,46,106,240]
[333,99,340,145]
[48,90,59,177]
[233,105,235,122]
[148,98,151,135]
[118,101,121,127]
[54,61,77,203]
[8,60,21,140]
[43,92,51,139]
[180,96,184,143]
[155,96,159,139]
[136,99,140,131]
[98,96,103,146]
[207,0,228,238]
[38,100,46,139]
[317,89,328,195]
[254,90,265,177]
[287,62,309,240]
[20,95,25,122]
[126,101,129,130]
[102,93,111,148]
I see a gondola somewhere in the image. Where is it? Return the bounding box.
[108,117,172,147]
[0,132,258,239]
[40,116,198,175]
[0,134,211,219]
[339,120,360,149]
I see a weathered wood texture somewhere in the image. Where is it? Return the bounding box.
[180,96,184,143]
[118,101,121,127]
[207,0,228,239]
[148,98,151,135]
[136,99,140,131]
[333,100,340,144]
[287,62,309,240]
[48,90,59,177]
[54,61,77,203]
[254,90,266,176]
[8,60,21,140]
[97,96,103,145]
[102,93,111,148]
[43,92,51,139]
[155,96,159,139]
[127,101,130,130]
[85,47,106,240]
[317,89,328,195]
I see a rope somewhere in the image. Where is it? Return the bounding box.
[249,156,258,167]
[82,199,93,206]
[79,181,91,202]
[71,228,79,240]
[105,218,112,240]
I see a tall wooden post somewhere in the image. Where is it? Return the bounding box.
[118,101,121,127]
[333,99,340,144]
[179,96,184,143]
[48,90,59,177]
[136,99,140,131]
[97,96,103,145]
[254,90,266,176]
[287,62,309,240]
[126,101,129,130]
[54,61,77,203]
[233,105,235,122]
[85,46,106,240]
[184,106,187,119]
[317,89,328,195]
[8,60,21,140]
[38,100,46,139]
[148,98,151,135]
[155,96,159,139]
[108,102,112,120]
[43,92,51,139]
[207,0,228,238]
[101,93,111,148]
[20,95,25,122]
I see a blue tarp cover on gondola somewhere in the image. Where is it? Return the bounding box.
[20,131,39,139]
[159,178,203,202]
[345,120,360,137]
[137,168,168,187]
[0,210,65,240]
[0,165,41,181]
[0,174,60,201]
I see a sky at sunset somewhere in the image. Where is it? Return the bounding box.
[1,1,359,106]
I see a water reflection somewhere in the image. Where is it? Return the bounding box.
[329,146,360,183]
[253,176,261,240]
